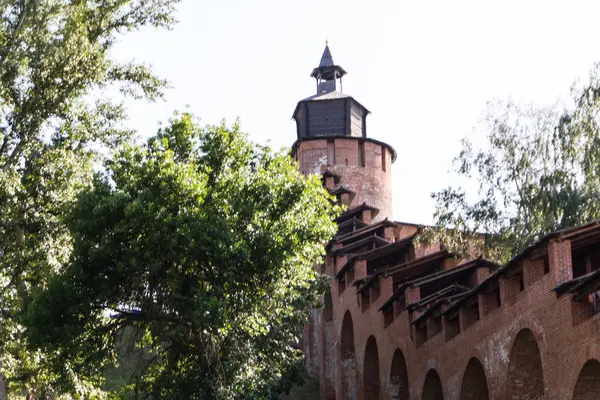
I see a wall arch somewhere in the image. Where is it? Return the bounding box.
[341,311,356,400]
[363,336,380,400]
[506,328,545,400]
[572,359,600,400]
[422,369,443,400]
[321,292,335,400]
[459,358,489,400]
[389,349,409,400]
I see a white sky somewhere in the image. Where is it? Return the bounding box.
[110,0,600,225]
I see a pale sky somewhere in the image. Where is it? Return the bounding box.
[110,0,600,225]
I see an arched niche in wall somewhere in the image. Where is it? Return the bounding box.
[389,349,409,400]
[422,369,443,400]
[340,311,356,400]
[572,359,600,400]
[506,328,545,400]
[321,291,335,400]
[363,336,380,400]
[459,358,489,400]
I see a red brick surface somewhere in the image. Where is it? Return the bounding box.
[296,135,600,400]
[293,138,393,221]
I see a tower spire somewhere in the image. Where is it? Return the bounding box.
[310,43,347,94]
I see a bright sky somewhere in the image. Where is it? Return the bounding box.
[111,0,600,225]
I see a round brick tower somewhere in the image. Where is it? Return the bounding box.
[291,44,396,221]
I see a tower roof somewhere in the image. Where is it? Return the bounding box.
[319,44,335,67]
[310,43,347,80]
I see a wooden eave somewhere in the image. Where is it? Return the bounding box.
[360,234,415,263]
[334,218,395,245]
[555,269,600,301]
[329,186,355,197]
[442,266,506,316]
[411,292,467,326]
[334,255,358,280]
[321,170,341,184]
[409,258,499,289]
[331,235,390,257]
[443,221,600,316]
[554,273,590,295]
[336,217,368,232]
[382,250,450,279]
[408,284,471,312]
[335,202,380,223]
[355,272,381,294]
[378,287,406,312]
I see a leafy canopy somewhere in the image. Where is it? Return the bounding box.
[26,114,340,399]
[0,0,179,396]
[423,63,600,263]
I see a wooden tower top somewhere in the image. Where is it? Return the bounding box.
[293,44,370,140]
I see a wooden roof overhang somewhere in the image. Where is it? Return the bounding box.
[354,272,381,295]
[333,218,396,245]
[337,217,368,231]
[382,250,451,282]
[326,219,396,252]
[329,186,355,200]
[444,220,600,316]
[333,236,391,280]
[359,235,416,272]
[321,169,341,185]
[554,269,600,301]
[442,265,505,317]
[409,258,499,289]
[335,202,380,224]
[376,250,451,312]
[408,284,471,313]
[378,285,406,313]
[331,235,390,258]
[411,290,470,326]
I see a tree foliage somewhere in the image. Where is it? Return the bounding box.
[26,114,340,399]
[423,63,600,263]
[0,0,179,397]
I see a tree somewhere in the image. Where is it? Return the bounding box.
[25,114,340,399]
[0,0,180,397]
[423,63,600,263]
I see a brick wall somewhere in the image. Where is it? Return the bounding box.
[293,137,393,221]
[294,133,600,400]
[317,238,600,400]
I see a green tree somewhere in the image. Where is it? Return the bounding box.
[26,114,340,399]
[0,0,179,397]
[423,63,600,263]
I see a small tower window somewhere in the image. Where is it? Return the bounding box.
[358,141,365,167]
[327,139,335,166]
[381,148,387,171]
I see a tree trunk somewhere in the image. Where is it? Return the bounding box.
[0,372,8,400]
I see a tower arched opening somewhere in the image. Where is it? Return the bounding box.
[389,349,409,400]
[459,358,489,400]
[422,369,443,400]
[321,291,335,400]
[573,359,600,400]
[363,336,380,400]
[341,311,356,400]
[506,329,544,400]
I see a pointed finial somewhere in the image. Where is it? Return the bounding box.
[326,38,328,46]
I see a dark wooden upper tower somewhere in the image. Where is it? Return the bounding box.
[293,44,370,140]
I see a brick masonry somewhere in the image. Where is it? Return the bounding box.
[293,137,393,222]
[293,136,600,400]
[290,46,600,400]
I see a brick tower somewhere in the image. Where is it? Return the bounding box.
[291,43,396,222]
